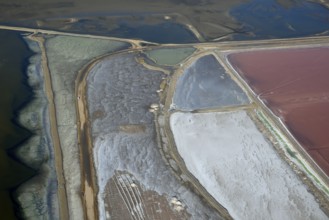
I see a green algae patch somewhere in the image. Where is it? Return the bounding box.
[145,47,195,66]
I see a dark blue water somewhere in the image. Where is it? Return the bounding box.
[0,30,35,220]
[107,22,198,43]
[5,15,199,44]
[231,0,329,40]
[63,19,199,44]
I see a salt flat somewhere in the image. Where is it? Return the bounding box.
[170,110,327,220]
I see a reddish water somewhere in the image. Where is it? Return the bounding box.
[228,47,329,176]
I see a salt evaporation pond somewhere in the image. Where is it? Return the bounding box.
[173,54,249,111]
[227,47,329,176]
[87,52,223,219]
[145,47,196,66]
[170,110,328,220]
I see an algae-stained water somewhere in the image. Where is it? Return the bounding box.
[0,30,35,220]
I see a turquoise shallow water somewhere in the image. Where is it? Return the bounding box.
[0,30,35,220]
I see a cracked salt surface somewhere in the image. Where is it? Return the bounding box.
[87,52,223,219]
[170,110,328,220]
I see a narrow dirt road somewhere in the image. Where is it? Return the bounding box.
[75,60,99,220]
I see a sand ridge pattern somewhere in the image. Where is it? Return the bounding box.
[105,171,190,220]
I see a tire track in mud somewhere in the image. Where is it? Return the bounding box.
[114,173,147,220]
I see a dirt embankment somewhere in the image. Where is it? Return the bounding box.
[28,34,69,220]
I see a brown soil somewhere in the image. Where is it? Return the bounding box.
[104,170,190,220]
[119,124,146,133]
